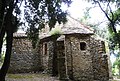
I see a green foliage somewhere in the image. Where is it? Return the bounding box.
[80,7,91,24]
[24,0,72,48]
[86,0,120,33]
[89,23,108,39]
[112,56,120,75]
[83,7,91,20]
[26,27,39,49]
[112,64,119,75]
[49,26,62,35]
[80,6,108,39]
[108,8,120,33]
[108,7,120,75]
[109,31,120,51]
[111,8,120,21]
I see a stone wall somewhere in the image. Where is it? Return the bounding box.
[33,42,43,72]
[39,36,68,79]
[65,34,94,81]
[57,41,68,80]
[39,40,57,74]
[10,33,109,80]
[38,35,59,75]
[9,37,41,73]
[47,41,54,74]
[39,42,49,72]
[64,34,109,81]
[90,38,109,81]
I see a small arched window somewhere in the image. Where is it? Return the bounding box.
[80,42,86,51]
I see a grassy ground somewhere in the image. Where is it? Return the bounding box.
[6,73,60,81]
[6,73,120,81]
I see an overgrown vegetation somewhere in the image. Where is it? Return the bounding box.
[49,26,63,36]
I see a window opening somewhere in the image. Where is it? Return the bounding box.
[80,42,86,51]
[44,43,47,55]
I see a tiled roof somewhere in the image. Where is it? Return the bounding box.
[13,33,27,37]
[62,27,93,35]
[39,15,94,40]
[61,16,94,35]
[39,33,50,40]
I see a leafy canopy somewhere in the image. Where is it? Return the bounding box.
[86,0,120,33]
[22,0,72,48]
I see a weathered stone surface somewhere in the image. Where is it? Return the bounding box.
[90,37,109,81]
[37,34,109,81]
[37,35,60,75]
[9,38,33,73]
[57,41,68,80]
[9,36,41,73]
[9,32,109,81]
[48,41,54,74]
[65,34,94,81]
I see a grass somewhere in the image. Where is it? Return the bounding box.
[7,74,33,79]
[6,73,51,79]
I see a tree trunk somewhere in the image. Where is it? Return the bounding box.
[0,15,13,81]
[0,0,6,60]
[0,30,13,81]
[0,17,13,81]
[0,0,14,81]
[0,28,5,60]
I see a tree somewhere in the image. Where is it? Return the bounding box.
[86,0,120,33]
[0,0,72,81]
[0,0,19,81]
[24,0,72,48]
[108,8,120,52]
[112,51,120,75]
[80,7,108,39]
[86,0,120,75]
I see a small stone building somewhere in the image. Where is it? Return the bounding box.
[9,16,109,81]
[37,16,109,81]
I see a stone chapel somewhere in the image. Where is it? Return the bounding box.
[9,16,110,81]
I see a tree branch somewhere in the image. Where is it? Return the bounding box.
[108,3,114,21]
[95,1,112,22]
[94,0,117,33]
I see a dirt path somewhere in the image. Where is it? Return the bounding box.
[6,73,60,81]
